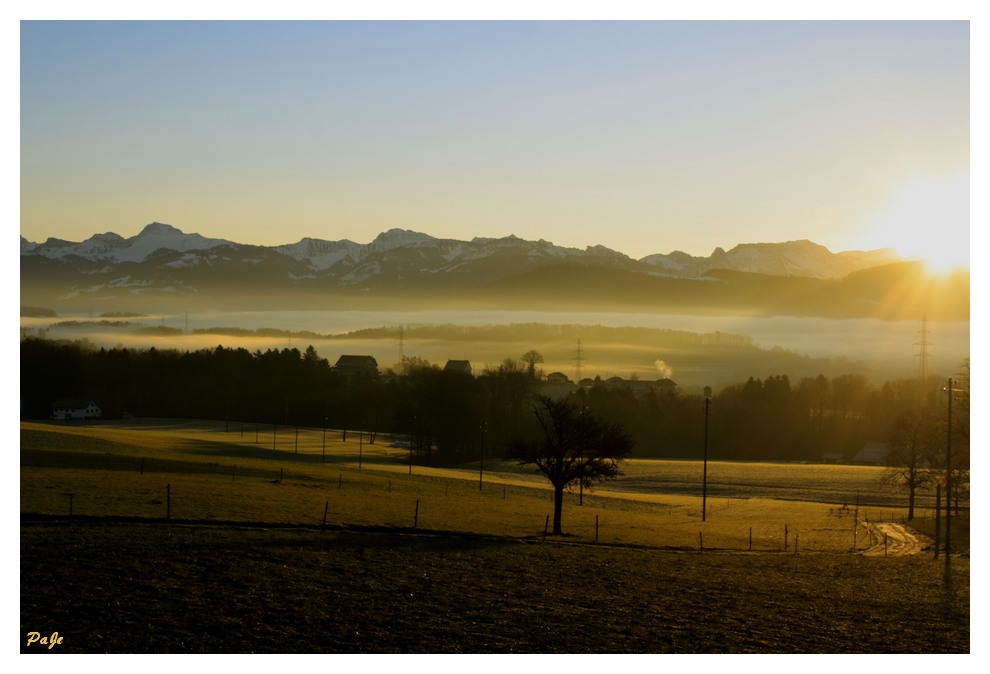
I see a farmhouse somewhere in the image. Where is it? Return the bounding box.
[443,359,473,376]
[852,442,892,466]
[603,377,678,394]
[51,399,102,420]
[334,355,378,379]
[539,381,580,400]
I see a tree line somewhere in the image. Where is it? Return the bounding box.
[20,339,969,480]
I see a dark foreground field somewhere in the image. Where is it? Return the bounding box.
[21,521,969,654]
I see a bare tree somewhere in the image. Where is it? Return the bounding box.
[521,350,544,379]
[507,395,633,535]
[883,405,939,519]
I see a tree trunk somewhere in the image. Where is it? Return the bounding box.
[908,483,915,521]
[552,483,564,535]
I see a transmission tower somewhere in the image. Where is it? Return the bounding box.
[573,338,584,382]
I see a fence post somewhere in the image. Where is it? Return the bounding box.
[414,499,419,528]
[794,533,799,554]
[784,524,789,551]
[934,484,941,560]
[323,501,329,528]
[543,515,549,542]
[884,533,888,557]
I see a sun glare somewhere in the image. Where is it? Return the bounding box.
[850,170,970,274]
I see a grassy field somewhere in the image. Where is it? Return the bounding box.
[19,420,970,653]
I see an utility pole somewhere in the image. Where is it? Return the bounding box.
[944,377,953,584]
[702,386,712,522]
[939,377,968,582]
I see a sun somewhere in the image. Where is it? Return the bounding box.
[848,169,969,274]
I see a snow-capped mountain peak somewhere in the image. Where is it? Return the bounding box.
[20,224,902,282]
[23,222,234,263]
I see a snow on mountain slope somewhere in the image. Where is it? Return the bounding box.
[25,222,234,263]
[275,237,363,270]
[20,223,900,281]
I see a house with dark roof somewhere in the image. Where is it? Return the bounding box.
[443,360,473,376]
[334,355,378,379]
[602,377,677,394]
[852,442,892,466]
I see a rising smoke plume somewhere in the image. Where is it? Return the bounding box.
[654,359,673,379]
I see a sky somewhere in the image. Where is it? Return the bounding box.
[18,16,974,271]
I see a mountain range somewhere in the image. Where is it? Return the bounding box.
[20,223,969,320]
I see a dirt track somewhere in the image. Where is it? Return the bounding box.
[862,522,931,556]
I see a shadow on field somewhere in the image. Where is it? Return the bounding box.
[20,520,970,654]
[180,438,343,463]
[20,447,284,480]
[293,529,519,552]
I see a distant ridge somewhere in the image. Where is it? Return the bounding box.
[21,222,967,321]
[21,222,897,279]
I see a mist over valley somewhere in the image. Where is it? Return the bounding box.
[21,308,969,390]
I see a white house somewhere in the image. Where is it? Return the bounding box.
[52,399,102,420]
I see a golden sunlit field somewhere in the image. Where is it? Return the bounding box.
[21,420,916,551]
[20,420,969,653]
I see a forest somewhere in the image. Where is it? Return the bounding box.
[20,338,969,472]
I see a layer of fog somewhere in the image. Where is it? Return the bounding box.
[22,309,970,389]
